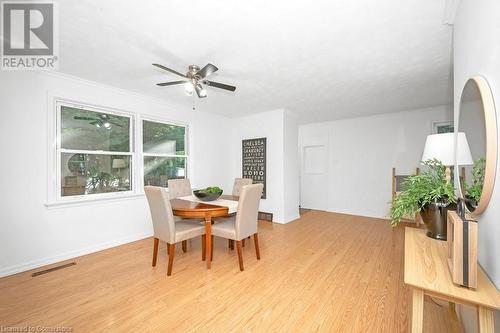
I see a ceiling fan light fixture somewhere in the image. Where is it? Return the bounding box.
[154,63,235,100]
[194,83,207,98]
[103,122,112,129]
[184,82,194,96]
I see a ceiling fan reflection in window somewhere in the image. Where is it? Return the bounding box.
[73,114,122,129]
[153,63,236,98]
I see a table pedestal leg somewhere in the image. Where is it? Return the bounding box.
[204,212,212,269]
[477,306,494,333]
[411,288,424,333]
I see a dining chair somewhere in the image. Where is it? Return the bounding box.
[144,186,206,276]
[167,178,192,198]
[230,177,253,247]
[167,179,204,247]
[232,178,253,196]
[212,183,263,271]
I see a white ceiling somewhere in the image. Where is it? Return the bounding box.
[59,0,453,123]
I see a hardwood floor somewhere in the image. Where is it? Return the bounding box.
[0,211,463,332]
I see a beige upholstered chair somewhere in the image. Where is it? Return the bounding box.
[167,178,192,198]
[212,183,263,271]
[232,178,253,196]
[167,178,203,226]
[144,186,205,276]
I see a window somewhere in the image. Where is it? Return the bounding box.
[142,119,187,187]
[50,100,190,205]
[58,103,134,198]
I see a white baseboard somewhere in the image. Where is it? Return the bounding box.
[284,214,301,223]
[0,231,153,278]
[272,213,301,224]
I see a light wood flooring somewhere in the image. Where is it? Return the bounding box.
[0,211,463,332]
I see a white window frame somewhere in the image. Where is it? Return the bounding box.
[54,99,136,203]
[140,116,189,189]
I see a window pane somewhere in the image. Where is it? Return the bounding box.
[144,156,186,187]
[61,153,131,196]
[61,106,130,152]
[143,120,185,155]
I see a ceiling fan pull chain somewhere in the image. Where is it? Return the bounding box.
[192,93,196,110]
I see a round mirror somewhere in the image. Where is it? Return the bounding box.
[457,76,498,215]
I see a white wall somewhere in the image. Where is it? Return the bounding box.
[229,109,299,223]
[299,105,453,219]
[283,111,300,223]
[0,71,232,277]
[454,0,500,331]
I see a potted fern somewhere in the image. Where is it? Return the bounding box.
[463,158,485,212]
[389,159,456,240]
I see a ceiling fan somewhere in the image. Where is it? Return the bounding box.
[153,63,236,98]
[73,114,122,129]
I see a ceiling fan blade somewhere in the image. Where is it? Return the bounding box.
[74,116,98,121]
[152,63,187,78]
[196,63,218,78]
[156,80,187,87]
[195,83,207,98]
[203,80,236,92]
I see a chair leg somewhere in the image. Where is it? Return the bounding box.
[211,235,214,260]
[152,237,159,267]
[253,233,261,260]
[236,240,244,271]
[228,239,234,250]
[167,244,170,255]
[167,243,175,276]
[202,236,206,261]
[182,240,187,253]
[242,239,245,247]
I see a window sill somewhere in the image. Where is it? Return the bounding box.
[45,193,145,209]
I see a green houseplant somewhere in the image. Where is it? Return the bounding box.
[193,186,223,201]
[463,158,485,211]
[389,159,456,240]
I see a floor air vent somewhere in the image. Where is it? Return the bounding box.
[258,211,273,222]
[32,262,76,277]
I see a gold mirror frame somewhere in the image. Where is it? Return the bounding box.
[457,76,498,216]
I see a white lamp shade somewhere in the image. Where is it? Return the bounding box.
[112,159,126,169]
[177,168,185,177]
[421,132,473,166]
[456,133,474,166]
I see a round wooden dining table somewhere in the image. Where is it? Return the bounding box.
[170,195,238,269]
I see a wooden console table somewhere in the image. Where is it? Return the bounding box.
[404,227,500,333]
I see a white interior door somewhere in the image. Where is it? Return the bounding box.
[300,142,328,210]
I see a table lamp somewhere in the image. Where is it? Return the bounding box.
[112,158,126,185]
[112,158,126,169]
[421,132,473,182]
